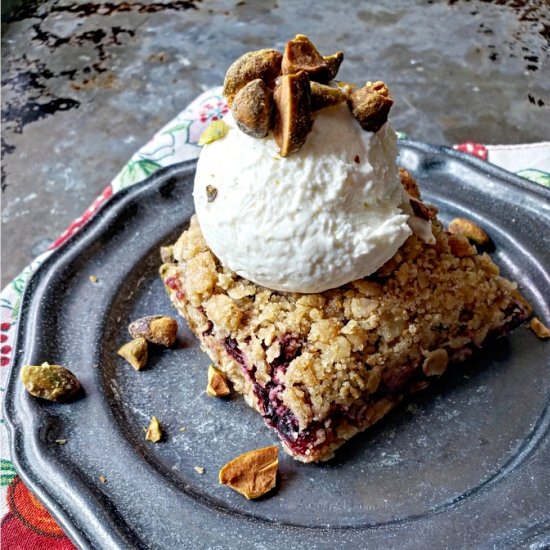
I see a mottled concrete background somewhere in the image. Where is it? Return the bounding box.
[1,0,548,287]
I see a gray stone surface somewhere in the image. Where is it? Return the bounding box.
[2,0,549,287]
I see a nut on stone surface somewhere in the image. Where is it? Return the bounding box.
[273,70,313,157]
[146,416,163,442]
[128,315,178,347]
[231,78,274,138]
[448,217,490,247]
[348,81,393,132]
[117,337,148,370]
[309,82,348,111]
[219,445,278,499]
[422,348,449,377]
[206,364,231,397]
[530,317,550,339]
[21,362,81,402]
[323,51,344,81]
[223,49,282,106]
[282,34,331,83]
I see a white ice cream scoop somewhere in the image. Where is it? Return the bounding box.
[193,102,418,293]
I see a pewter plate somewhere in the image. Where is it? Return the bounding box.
[4,143,550,550]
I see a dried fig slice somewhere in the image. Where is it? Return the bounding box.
[348,81,393,132]
[273,71,313,157]
[223,49,282,107]
[310,82,348,111]
[324,51,344,81]
[231,78,274,138]
[281,34,331,83]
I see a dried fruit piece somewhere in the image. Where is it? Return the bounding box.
[448,217,490,247]
[219,445,278,499]
[21,363,81,402]
[198,120,229,145]
[273,71,313,157]
[128,315,178,347]
[117,338,148,370]
[348,81,393,132]
[223,49,282,106]
[282,34,330,83]
[323,51,344,81]
[310,82,348,111]
[231,78,274,138]
[422,348,449,376]
[530,317,550,339]
[206,365,231,397]
[146,416,163,442]
[399,167,421,199]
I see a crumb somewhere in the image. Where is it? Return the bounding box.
[194,466,205,474]
[55,439,67,445]
[89,275,98,283]
[99,475,107,484]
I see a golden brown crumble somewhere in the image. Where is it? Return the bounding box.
[161,213,531,461]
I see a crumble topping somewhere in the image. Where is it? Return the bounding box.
[161,212,531,445]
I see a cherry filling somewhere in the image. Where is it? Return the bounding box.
[164,276,185,301]
[218,298,531,457]
[223,335,332,455]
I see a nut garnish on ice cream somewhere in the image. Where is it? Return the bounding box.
[194,35,434,293]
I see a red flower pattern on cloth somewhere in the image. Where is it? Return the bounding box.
[454,141,489,161]
[1,323,11,367]
[198,100,229,123]
[1,477,76,549]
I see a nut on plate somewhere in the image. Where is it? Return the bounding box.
[21,362,81,402]
[348,81,393,133]
[117,337,148,370]
[219,445,278,499]
[530,317,550,339]
[128,315,178,347]
[448,217,490,247]
[223,49,282,107]
[146,416,163,442]
[206,365,231,397]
